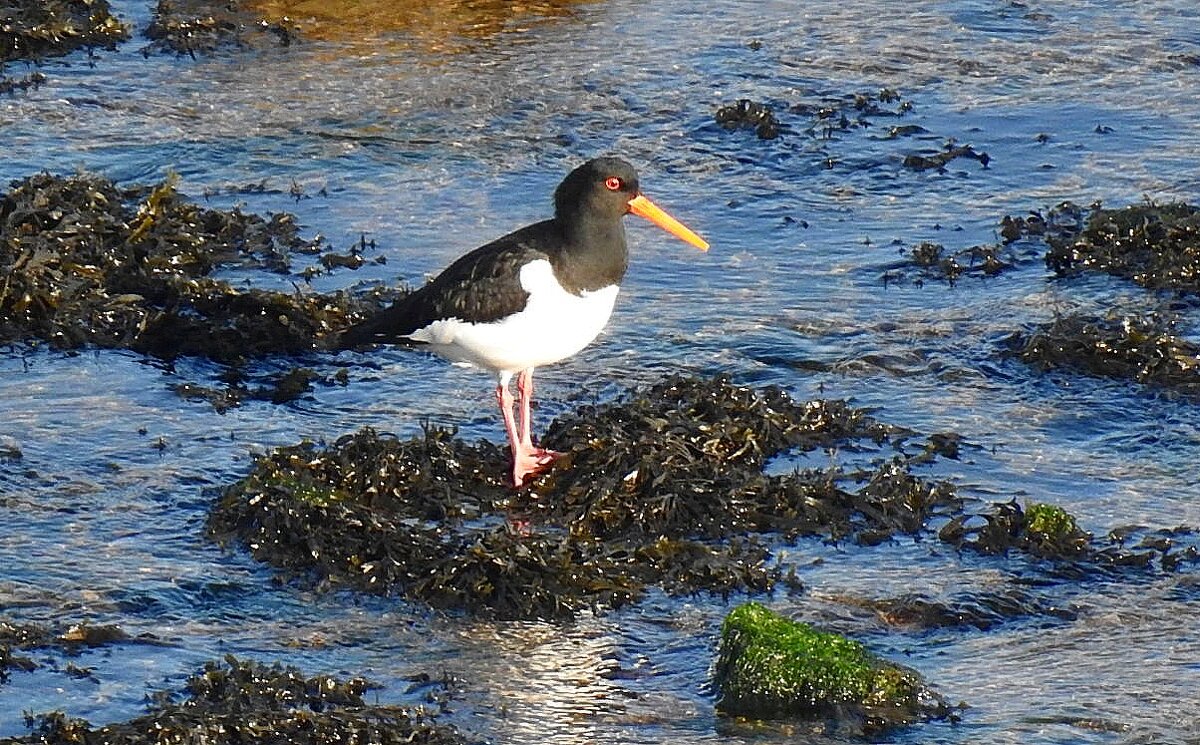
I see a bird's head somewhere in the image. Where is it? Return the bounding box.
[555,157,709,251]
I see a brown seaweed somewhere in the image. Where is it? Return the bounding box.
[1,0,128,66]
[209,375,964,620]
[3,656,468,745]
[0,172,401,366]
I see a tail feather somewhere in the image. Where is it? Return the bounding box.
[338,303,412,349]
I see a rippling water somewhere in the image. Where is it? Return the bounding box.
[3,0,1200,741]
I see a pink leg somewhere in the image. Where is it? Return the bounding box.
[516,368,560,460]
[497,371,559,488]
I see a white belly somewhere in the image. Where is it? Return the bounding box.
[408,259,619,375]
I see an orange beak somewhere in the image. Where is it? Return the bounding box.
[627,194,710,251]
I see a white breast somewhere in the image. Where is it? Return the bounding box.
[407,259,619,376]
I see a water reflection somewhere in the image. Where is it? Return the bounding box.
[248,0,595,49]
[455,618,635,743]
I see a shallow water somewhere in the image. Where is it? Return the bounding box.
[3,0,1200,741]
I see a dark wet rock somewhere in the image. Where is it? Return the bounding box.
[0,69,46,93]
[839,588,1078,631]
[903,142,990,171]
[886,124,928,138]
[0,172,401,368]
[1043,201,1200,292]
[0,0,129,65]
[1007,312,1200,396]
[142,0,299,57]
[715,99,781,139]
[940,500,1200,575]
[713,602,954,731]
[3,655,469,745]
[173,365,347,412]
[209,375,963,620]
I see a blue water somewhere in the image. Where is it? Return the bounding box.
[3,0,1200,741]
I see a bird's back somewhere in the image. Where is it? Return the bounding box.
[338,220,558,349]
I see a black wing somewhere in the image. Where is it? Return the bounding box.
[339,220,558,348]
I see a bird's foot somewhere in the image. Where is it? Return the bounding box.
[511,447,562,487]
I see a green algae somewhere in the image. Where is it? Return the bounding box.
[713,602,947,729]
[1025,502,1080,543]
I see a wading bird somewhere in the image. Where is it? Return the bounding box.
[341,157,708,486]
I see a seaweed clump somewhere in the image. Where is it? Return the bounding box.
[1007,312,1200,396]
[789,88,914,139]
[0,0,128,65]
[210,375,963,620]
[1044,201,1200,292]
[883,240,1016,285]
[143,0,298,57]
[0,172,399,363]
[715,99,781,140]
[0,619,148,685]
[940,500,1200,575]
[713,602,953,732]
[902,142,990,171]
[4,655,469,745]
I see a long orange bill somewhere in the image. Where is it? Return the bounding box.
[627,194,710,251]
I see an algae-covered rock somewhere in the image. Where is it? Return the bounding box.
[0,618,157,687]
[940,500,1200,574]
[4,655,469,745]
[713,602,951,729]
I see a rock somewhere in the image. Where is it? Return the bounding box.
[713,602,952,731]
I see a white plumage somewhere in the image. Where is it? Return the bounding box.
[407,259,620,377]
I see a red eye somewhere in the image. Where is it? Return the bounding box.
[604,177,622,191]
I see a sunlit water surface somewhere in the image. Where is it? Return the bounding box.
[2,0,1200,742]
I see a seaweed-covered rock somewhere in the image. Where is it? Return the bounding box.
[940,500,1200,574]
[143,0,298,57]
[210,376,963,620]
[1044,201,1200,292]
[0,172,399,363]
[713,602,952,730]
[1007,313,1200,396]
[3,655,469,745]
[0,0,128,65]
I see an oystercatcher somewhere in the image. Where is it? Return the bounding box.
[341,157,708,486]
